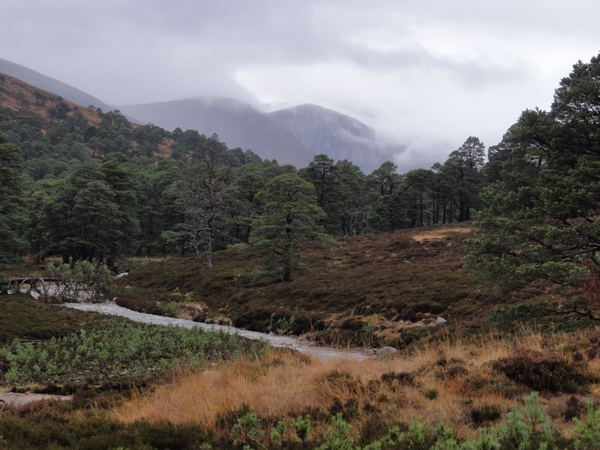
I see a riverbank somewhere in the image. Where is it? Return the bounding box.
[64,302,371,360]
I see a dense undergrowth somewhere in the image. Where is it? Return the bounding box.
[2,395,600,449]
[0,296,264,393]
[0,298,105,342]
[0,318,264,390]
[111,330,600,449]
[2,329,600,449]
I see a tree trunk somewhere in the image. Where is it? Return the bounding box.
[283,264,291,282]
[442,199,446,224]
[206,232,213,268]
[419,191,424,227]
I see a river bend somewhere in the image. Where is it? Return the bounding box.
[63,302,369,360]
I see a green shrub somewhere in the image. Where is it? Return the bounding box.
[384,415,434,450]
[47,261,113,302]
[488,302,550,331]
[276,315,296,333]
[250,270,281,287]
[0,318,264,388]
[270,418,288,445]
[227,243,249,253]
[231,412,264,447]
[319,413,355,450]
[490,392,561,450]
[573,401,600,449]
[293,414,311,444]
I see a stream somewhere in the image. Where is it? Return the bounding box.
[63,302,370,360]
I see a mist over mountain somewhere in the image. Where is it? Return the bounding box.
[0,57,397,171]
[118,98,314,167]
[268,104,400,173]
[119,99,397,171]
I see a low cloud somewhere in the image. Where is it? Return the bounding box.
[2,0,600,170]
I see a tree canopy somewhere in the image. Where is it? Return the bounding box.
[249,173,330,281]
[0,71,494,273]
[466,53,600,289]
[0,132,28,261]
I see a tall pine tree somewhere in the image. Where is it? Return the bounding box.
[0,132,28,261]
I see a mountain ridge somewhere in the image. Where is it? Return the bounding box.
[267,103,398,173]
[0,58,397,171]
[118,97,314,167]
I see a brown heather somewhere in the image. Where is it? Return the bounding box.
[118,223,483,346]
[117,222,585,350]
[114,330,600,439]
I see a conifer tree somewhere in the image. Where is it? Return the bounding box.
[0,132,28,261]
[249,173,331,282]
[466,53,600,288]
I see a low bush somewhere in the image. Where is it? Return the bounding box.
[309,327,385,348]
[422,388,439,400]
[465,403,503,425]
[0,415,215,450]
[0,318,265,389]
[6,396,600,449]
[488,302,551,331]
[0,299,103,342]
[492,347,591,393]
[436,360,469,380]
[115,294,182,317]
[380,371,415,386]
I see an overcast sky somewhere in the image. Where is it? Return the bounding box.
[2,0,599,170]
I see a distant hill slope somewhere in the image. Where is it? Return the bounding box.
[119,98,315,167]
[0,58,140,123]
[268,104,400,173]
[120,99,398,172]
[0,58,399,171]
[0,73,104,129]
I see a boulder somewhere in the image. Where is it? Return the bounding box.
[373,346,398,358]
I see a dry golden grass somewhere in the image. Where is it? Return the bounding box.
[411,222,473,242]
[114,330,599,440]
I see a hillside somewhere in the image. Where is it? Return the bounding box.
[0,58,141,123]
[119,99,398,172]
[0,73,105,127]
[1,222,599,449]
